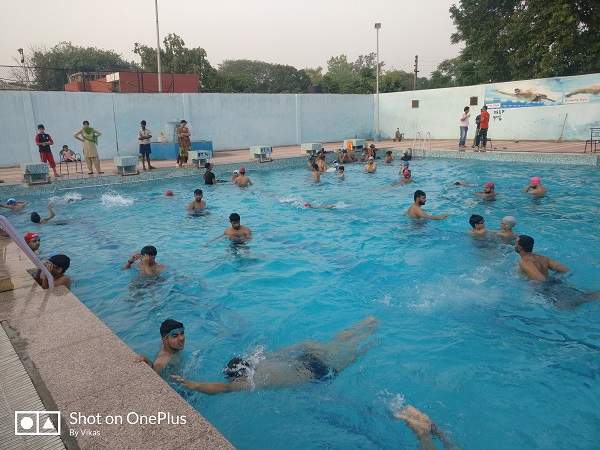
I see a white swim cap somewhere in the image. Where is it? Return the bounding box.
[502,216,517,228]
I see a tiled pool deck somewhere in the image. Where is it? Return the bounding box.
[0,143,598,449]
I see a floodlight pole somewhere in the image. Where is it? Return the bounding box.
[374,23,381,142]
[154,0,163,93]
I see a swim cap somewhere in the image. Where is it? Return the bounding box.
[239,167,246,174]
[368,156,374,161]
[165,190,174,197]
[531,176,541,185]
[502,216,517,228]
[30,212,41,223]
[484,182,495,189]
[49,254,70,272]
[6,198,17,206]
[233,170,239,175]
[24,232,39,243]
[160,319,184,338]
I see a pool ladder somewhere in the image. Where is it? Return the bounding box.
[411,131,431,156]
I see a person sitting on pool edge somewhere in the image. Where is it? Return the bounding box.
[1,198,27,212]
[476,182,496,201]
[24,232,41,253]
[469,214,487,237]
[31,203,55,224]
[124,245,165,275]
[496,216,517,241]
[136,319,185,375]
[407,190,448,220]
[187,189,206,212]
[34,254,71,289]
[172,316,377,394]
[523,176,546,197]
[233,167,253,187]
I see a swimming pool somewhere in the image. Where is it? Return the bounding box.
[9,157,600,450]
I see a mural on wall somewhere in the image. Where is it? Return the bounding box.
[484,74,600,109]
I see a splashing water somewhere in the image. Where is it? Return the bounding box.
[101,192,134,207]
[49,191,83,204]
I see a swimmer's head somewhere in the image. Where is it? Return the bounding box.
[233,169,239,176]
[386,150,392,155]
[239,167,246,175]
[229,213,241,229]
[414,190,426,205]
[48,254,70,275]
[165,190,174,197]
[484,181,495,192]
[501,216,517,230]
[223,357,251,380]
[160,319,185,350]
[141,245,158,262]
[338,165,345,172]
[6,198,17,206]
[530,176,541,186]
[403,169,411,179]
[30,212,41,223]
[24,232,40,251]
[516,235,534,253]
[193,189,203,200]
[205,162,212,170]
[469,214,485,229]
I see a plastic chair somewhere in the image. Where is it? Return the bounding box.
[59,152,83,175]
[585,128,600,153]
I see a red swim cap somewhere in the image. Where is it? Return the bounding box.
[24,232,39,243]
[165,190,174,197]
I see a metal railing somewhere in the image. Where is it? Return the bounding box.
[411,131,431,156]
[0,215,54,288]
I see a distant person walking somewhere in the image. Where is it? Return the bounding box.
[458,107,470,150]
[138,120,154,171]
[74,120,103,174]
[176,120,191,167]
[475,105,490,151]
[35,124,60,178]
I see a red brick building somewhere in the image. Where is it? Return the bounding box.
[64,72,200,93]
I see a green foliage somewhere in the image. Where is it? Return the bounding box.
[216,60,311,93]
[442,0,600,86]
[133,33,216,92]
[29,42,134,90]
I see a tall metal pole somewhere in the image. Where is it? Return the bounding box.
[413,55,419,90]
[154,0,163,93]
[374,23,381,142]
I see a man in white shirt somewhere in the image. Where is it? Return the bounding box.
[138,120,155,170]
[458,106,470,150]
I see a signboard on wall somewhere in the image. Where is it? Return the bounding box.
[484,74,600,109]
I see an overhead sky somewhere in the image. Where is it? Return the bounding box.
[0,0,461,76]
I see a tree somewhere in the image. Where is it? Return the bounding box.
[320,53,381,94]
[380,69,429,92]
[134,34,217,92]
[29,42,134,90]
[217,60,310,93]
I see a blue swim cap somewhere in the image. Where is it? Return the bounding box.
[6,198,17,206]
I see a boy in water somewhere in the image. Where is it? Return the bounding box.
[468,214,487,237]
[24,232,41,253]
[187,189,206,212]
[384,150,394,164]
[496,216,517,241]
[224,213,252,241]
[34,254,71,289]
[476,182,496,201]
[234,167,253,187]
[136,319,185,375]
[364,156,377,173]
[337,165,345,180]
[311,163,321,183]
[523,176,546,197]
[31,204,55,224]
[124,245,165,275]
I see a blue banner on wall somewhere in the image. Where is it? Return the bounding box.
[484,74,600,109]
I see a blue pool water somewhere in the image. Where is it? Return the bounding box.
[8,157,600,449]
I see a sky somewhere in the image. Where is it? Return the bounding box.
[0,0,461,76]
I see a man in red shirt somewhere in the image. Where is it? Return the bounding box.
[476,106,490,151]
[35,124,59,177]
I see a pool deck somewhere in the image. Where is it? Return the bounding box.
[0,139,593,187]
[0,237,234,449]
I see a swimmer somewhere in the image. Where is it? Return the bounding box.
[337,165,345,180]
[172,316,378,395]
[34,254,71,289]
[339,149,352,164]
[124,245,165,275]
[311,163,321,183]
[136,319,185,375]
[24,232,40,253]
[304,202,336,209]
[204,163,221,185]
[496,216,517,240]
[233,167,253,187]
[384,150,394,164]
[468,214,487,237]
[364,156,377,173]
[515,235,568,282]
[316,154,327,172]
[476,182,496,201]
[400,149,412,162]
[231,169,239,182]
[523,176,546,197]
[224,213,252,240]
[407,190,448,220]
[399,168,413,185]
[30,203,55,224]
[393,405,456,450]
[453,181,470,187]
[1,198,27,211]
[187,189,206,212]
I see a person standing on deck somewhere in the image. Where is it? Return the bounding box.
[176,120,191,167]
[74,121,103,175]
[138,120,155,171]
[458,107,470,150]
[35,124,60,178]
[475,106,490,151]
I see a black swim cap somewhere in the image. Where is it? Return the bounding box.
[49,254,70,272]
[141,245,157,256]
[469,214,484,228]
[229,213,240,222]
[204,162,212,170]
[160,319,184,337]
[518,235,534,253]
[30,212,41,223]
[414,190,426,201]
[223,357,250,379]
[194,189,203,196]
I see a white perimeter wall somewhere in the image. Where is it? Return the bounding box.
[0,91,373,167]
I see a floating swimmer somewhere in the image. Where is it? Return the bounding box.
[1,198,27,211]
[31,203,55,224]
[304,202,336,209]
[172,316,377,394]
[496,87,555,102]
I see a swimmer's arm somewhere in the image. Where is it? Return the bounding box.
[124,253,142,269]
[205,234,225,246]
[171,376,247,395]
[423,211,448,220]
[41,204,55,224]
[151,353,171,374]
[186,202,195,211]
[548,258,569,273]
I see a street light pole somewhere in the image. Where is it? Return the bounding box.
[154,0,163,93]
[374,23,381,142]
